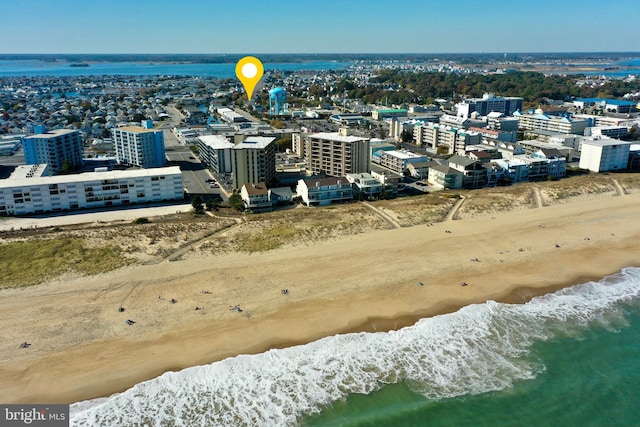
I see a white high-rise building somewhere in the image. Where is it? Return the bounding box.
[112,125,166,168]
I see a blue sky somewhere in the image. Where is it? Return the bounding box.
[4,0,639,54]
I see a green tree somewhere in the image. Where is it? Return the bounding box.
[132,113,147,122]
[206,197,222,211]
[191,195,205,215]
[270,119,285,129]
[60,159,74,175]
[275,135,292,151]
[436,145,450,156]
[228,194,244,211]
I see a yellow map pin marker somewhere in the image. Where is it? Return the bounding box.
[235,56,264,100]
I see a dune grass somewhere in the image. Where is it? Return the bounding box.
[0,237,133,289]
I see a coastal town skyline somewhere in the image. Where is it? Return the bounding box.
[4,0,640,55]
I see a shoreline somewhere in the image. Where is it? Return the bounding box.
[1,194,640,404]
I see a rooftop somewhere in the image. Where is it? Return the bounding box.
[25,128,79,139]
[113,126,158,134]
[0,166,181,189]
[198,134,234,149]
[310,132,369,143]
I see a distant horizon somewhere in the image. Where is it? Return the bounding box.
[2,51,640,58]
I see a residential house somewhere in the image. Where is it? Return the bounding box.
[296,177,353,207]
[240,182,272,211]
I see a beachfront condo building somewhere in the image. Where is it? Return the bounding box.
[197,134,276,189]
[112,124,166,168]
[231,136,276,190]
[579,138,631,172]
[301,129,370,177]
[0,166,184,216]
[22,127,83,174]
[240,182,272,211]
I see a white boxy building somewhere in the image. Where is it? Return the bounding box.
[579,138,631,172]
[0,166,184,216]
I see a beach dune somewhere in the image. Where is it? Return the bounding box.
[1,194,639,404]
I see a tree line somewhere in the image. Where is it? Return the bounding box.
[327,70,639,107]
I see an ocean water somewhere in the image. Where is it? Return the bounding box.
[70,267,640,427]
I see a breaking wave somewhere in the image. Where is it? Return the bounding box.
[71,267,640,426]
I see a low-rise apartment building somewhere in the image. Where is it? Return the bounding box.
[378,150,428,174]
[0,166,183,216]
[447,155,488,188]
[513,111,588,135]
[428,165,464,189]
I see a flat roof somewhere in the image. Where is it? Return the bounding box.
[10,164,49,179]
[582,139,632,147]
[25,129,79,139]
[310,132,369,143]
[383,150,425,159]
[114,126,157,134]
[198,134,234,149]
[0,166,181,189]
[235,136,276,149]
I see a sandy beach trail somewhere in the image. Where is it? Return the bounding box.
[1,194,640,404]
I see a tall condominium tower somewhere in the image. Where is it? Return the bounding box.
[303,128,370,177]
[22,127,83,173]
[112,125,166,168]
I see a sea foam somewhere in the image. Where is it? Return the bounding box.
[70,267,640,426]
